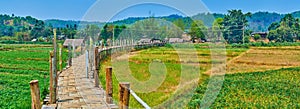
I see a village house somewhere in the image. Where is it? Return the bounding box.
[138,38,152,44]
[250,32,269,42]
[63,39,84,48]
[168,38,184,43]
[251,32,268,38]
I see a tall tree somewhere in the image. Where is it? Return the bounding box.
[189,20,207,42]
[223,10,251,44]
[113,25,126,39]
[100,24,113,40]
[267,14,299,42]
[212,18,224,41]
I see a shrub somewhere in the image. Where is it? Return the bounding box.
[253,34,261,40]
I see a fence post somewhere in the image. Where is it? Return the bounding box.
[81,43,84,54]
[68,43,72,67]
[89,46,93,78]
[72,44,76,58]
[49,51,54,104]
[86,50,89,78]
[29,80,41,109]
[106,67,113,104]
[94,46,99,87]
[119,82,130,109]
[59,44,62,72]
[52,29,58,104]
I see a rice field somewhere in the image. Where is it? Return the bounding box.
[0,44,67,109]
[189,67,300,108]
[99,43,247,108]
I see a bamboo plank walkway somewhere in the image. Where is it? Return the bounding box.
[56,54,112,109]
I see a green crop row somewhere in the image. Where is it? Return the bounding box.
[0,44,68,109]
[188,67,300,108]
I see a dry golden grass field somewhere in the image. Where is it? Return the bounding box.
[227,46,300,73]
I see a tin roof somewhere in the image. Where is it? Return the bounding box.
[63,39,84,47]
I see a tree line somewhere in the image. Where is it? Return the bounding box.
[1,11,300,44]
[189,10,300,44]
[0,14,77,42]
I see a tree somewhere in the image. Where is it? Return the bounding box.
[267,14,299,42]
[277,26,295,42]
[268,22,280,31]
[280,14,295,28]
[173,19,185,31]
[61,24,78,39]
[296,19,300,40]
[30,20,46,39]
[85,24,100,40]
[128,18,168,40]
[212,18,224,41]
[189,20,207,42]
[253,34,261,40]
[267,30,279,41]
[223,10,251,44]
[100,24,112,40]
[113,25,126,40]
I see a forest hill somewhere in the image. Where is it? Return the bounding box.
[0,10,300,44]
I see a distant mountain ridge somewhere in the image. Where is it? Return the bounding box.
[44,11,300,32]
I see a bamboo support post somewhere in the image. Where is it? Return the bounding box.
[29,80,41,109]
[68,44,72,67]
[59,44,62,72]
[86,50,89,78]
[106,67,113,104]
[94,46,99,87]
[53,29,57,71]
[52,29,57,104]
[72,44,76,58]
[49,51,55,104]
[119,82,130,109]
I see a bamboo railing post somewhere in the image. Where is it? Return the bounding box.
[59,44,62,72]
[81,43,84,54]
[86,50,89,78]
[68,43,72,67]
[94,46,99,87]
[106,67,113,104]
[29,80,41,109]
[72,44,76,58]
[49,51,54,104]
[52,29,58,104]
[119,82,130,109]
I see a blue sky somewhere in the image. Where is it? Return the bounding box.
[0,0,299,21]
